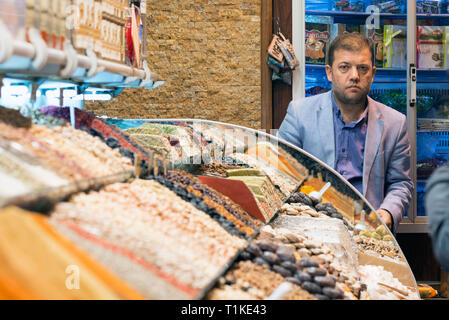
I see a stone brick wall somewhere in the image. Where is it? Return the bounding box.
[85,0,262,129]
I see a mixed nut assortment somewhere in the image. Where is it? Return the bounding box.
[220,224,366,300]
[50,179,245,295]
[208,260,317,300]
[354,235,400,260]
[150,170,262,238]
[283,191,354,231]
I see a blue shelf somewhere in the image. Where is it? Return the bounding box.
[306,10,449,25]
[305,64,449,83]
[306,10,449,19]
[306,10,407,18]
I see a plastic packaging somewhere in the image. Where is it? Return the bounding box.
[0,0,26,38]
[383,25,407,68]
[418,26,445,69]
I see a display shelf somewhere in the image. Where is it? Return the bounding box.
[0,27,164,94]
[305,64,449,83]
[418,119,449,132]
[306,9,407,18]
[307,10,449,24]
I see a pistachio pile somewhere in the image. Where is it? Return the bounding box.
[359,225,393,242]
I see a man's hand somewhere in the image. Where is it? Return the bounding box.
[377,209,393,230]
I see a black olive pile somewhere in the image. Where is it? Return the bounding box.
[287,191,352,230]
[239,239,345,300]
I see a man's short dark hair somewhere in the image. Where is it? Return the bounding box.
[327,33,374,67]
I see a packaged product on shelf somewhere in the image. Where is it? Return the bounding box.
[50,0,60,49]
[370,0,404,13]
[383,25,407,68]
[331,0,365,12]
[416,0,445,14]
[330,23,366,43]
[93,0,102,55]
[367,28,384,68]
[101,0,127,63]
[72,0,92,54]
[71,0,105,55]
[417,26,444,69]
[125,2,142,67]
[40,0,52,47]
[0,0,26,38]
[444,27,449,69]
[305,23,331,65]
[24,0,43,44]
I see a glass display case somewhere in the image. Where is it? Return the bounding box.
[104,117,420,297]
[0,0,422,300]
[295,0,449,232]
[0,108,420,299]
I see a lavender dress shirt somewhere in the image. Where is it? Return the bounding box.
[331,93,368,195]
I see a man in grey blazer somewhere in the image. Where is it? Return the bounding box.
[278,33,413,233]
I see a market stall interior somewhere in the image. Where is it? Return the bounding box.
[0,0,426,300]
[0,105,421,299]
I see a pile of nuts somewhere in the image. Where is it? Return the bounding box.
[238,225,365,299]
[279,203,327,218]
[209,260,317,300]
[354,235,400,260]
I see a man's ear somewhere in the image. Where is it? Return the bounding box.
[325,64,332,82]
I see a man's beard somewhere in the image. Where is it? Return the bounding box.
[333,85,369,106]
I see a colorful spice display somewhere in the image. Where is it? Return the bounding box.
[50,179,246,294]
[0,115,419,300]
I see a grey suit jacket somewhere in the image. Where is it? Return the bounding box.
[425,165,449,271]
[278,91,413,232]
